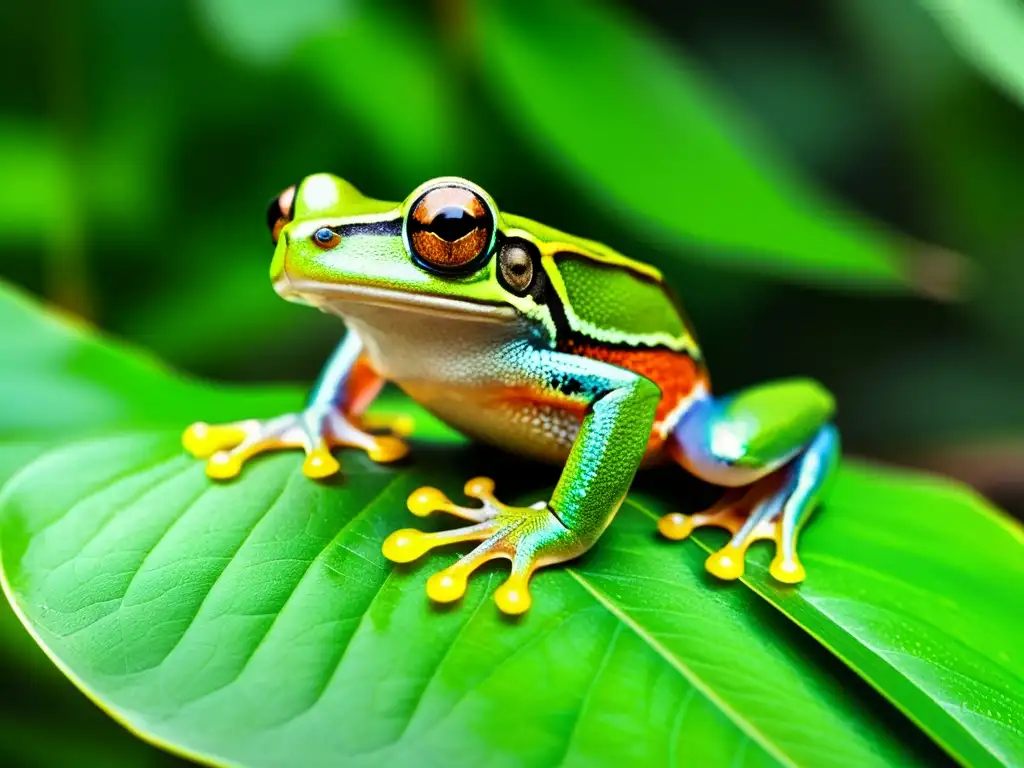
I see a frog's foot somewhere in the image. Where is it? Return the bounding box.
[382,478,580,615]
[182,407,409,481]
[657,475,807,584]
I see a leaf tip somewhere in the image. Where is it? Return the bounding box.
[906,242,976,302]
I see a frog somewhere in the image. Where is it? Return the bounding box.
[183,174,840,615]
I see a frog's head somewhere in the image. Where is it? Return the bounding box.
[269,174,545,325]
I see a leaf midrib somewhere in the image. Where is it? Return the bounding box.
[564,567,796,768]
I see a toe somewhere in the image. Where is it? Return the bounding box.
[657,512,693,540]
[770,555,806,584]
[327,412,408,463]
[426,569,469,603]
[183,422,247,458]
[366,435,409,463]
[206,450,245,480]
[705,545,746,580]
[303,443,341,479]
[463,477,496,500]
[406,484,493,523]
[360,412,416,437]
[407,487,450,517]
[382,529,433,563]
[494,574,532,615]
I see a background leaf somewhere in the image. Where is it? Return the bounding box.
[914,0,1024,108]
[196,0,346,67]
[0,125,73,246]
[477,0,961,296]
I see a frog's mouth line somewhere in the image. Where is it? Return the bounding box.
[288,280,518,323]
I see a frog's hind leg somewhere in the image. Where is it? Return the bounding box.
[659,379,840,583]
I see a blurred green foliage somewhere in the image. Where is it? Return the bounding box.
[0,0,1022,762]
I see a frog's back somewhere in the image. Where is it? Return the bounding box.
[504,213,708,437]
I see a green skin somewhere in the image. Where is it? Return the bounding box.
[184,174,839,614]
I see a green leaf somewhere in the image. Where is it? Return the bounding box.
[0,286,196,765]
[0,282,298,487]
[1,433,943,768]
[0,281,448,766]
[477,0,964,297]
[1,282,1018,767]
[915,0,1024,108]
[635,465,1024,768]
[0,281,455,484]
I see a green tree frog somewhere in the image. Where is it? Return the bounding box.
[184,175,840,615]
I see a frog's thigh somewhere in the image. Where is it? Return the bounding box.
[670,378,835,487]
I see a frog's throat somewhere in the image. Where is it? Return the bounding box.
[286,280,518,324]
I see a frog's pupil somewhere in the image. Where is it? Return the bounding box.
[428,206,477,242]
[316,228,333,242]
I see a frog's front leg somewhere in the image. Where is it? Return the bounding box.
[658,379,840,583]
[183,331,408,480]
[382,351,660,615]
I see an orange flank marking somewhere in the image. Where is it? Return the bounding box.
[558,339,704,426]
[343,355,385,416]
[490,385,588,414]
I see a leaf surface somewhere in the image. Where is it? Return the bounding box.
[0,283,299,488]
[0,433,943,768]
[669,465,1023,768]
[2,282,1019,768]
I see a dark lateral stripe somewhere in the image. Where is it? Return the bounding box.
[333,218,403,238]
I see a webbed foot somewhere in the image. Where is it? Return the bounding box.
[183,405,409,480]
[657,475,807,584]
[382,478,580,615]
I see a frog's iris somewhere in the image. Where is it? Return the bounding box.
[312,227,341,249]
[405,183,495,273]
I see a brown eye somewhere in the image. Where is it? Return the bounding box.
[406,184,494,271]
[499,240,536,294]
[266,184,296,244]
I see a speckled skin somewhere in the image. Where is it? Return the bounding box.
[183,175,841,614]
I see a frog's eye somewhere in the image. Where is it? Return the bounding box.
[405,184,495,272]
[498,239,537,295]
[266,184,297,245]
[312,227,341,249]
